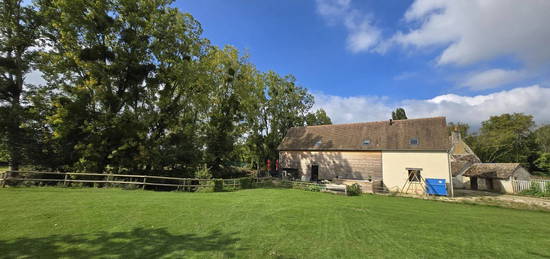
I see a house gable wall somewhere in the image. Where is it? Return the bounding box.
[382,151,451,193]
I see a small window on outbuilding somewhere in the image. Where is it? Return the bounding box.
[408,169,421,182]
[363,140,370,145]
[409,138,419,145]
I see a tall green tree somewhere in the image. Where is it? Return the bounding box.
[38,0,204,174]
[391,108,407,120]
[535,125,550,153]
[194,46,258,176]
[306,109,332,126]
[244,71,313,169]
[0,0,41,170]
[468,113,537,167]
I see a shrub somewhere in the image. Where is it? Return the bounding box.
[213,179,224,192]
[239,177,255,189]
[195,164,212,179]
[306,184,322,192]
[521,182,544,197]
[196,180,214,193]
[545,183,550,196]
[346,183,362,196]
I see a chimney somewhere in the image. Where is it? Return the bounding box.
[451,126,461,144]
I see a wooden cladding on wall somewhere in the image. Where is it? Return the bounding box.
[279,151,382,181]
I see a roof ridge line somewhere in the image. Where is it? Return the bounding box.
[296,116,446,129]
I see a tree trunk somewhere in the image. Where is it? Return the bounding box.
[6,48,24,171]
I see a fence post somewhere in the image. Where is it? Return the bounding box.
[63,173,68,187]
[142,177,147,190]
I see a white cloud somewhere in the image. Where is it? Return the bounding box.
[314,85,550,129]
[316,0,550,90]
[394,0,550,66]
[461,69,527,91]
[316,0,381,53]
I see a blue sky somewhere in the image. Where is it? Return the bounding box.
[180,0,448,100]
[177,0,550,129]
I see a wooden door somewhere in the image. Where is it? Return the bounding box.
[311,165,319,182]
[470,177,478,190]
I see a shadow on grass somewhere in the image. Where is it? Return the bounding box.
[0,227,243,258]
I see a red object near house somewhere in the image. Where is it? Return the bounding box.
[267,159,271,171]
[276,160,279,171]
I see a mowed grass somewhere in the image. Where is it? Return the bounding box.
[1,188,549,259]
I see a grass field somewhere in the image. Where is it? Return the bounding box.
[1,188,549,258]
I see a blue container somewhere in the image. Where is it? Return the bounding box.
[425,178,448,196]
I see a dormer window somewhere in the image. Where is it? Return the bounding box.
[363,140,371,145]
[409,138,419,145]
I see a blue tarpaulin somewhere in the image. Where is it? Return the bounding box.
[425,178,448,196]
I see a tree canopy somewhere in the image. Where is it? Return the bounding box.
[0,0,332,177]
[391,108,407,120]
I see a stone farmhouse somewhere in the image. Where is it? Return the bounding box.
[278,117,453,195]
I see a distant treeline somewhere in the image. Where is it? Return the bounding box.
[448,113,550,175]
[0,0,331,177]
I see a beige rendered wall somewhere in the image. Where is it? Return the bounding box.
[382,151,451,193]
[279,151,382,181]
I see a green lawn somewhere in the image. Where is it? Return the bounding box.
[0,188,549,258]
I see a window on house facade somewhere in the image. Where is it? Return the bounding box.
[314,140,322,147]
[408,169,421,182]
[363,139,370,145]
[409,138,419,145]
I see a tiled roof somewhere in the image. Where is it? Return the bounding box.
[278,117,449,151]
[463,163,522,179]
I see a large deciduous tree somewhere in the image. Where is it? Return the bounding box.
[38,0,204,174]
[0,0,41,170]
[468,113,538,168]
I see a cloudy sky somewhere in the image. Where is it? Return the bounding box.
[34,0,550,130]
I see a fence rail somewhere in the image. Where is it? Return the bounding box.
[512,179,550,193]
[0,170,270,191]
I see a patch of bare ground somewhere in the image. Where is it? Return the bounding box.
[389,189,550,212]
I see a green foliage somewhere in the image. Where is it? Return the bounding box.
[239,177,255,189]
[391,108,407,120]
[195,164,212,179]
[213,179,224,192]
[0,0,41,170]
[0,0,327,176]
[305,109,332,126]
[467,113,538,169]
[535,125,550,153]
[520,182,549,197]
[0,140,8,162]
[306,184,322,192]
[534,153,550,172]
[346,183,362,196]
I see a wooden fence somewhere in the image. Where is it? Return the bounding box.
[511,179,550,193]
[0,170,270,191]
